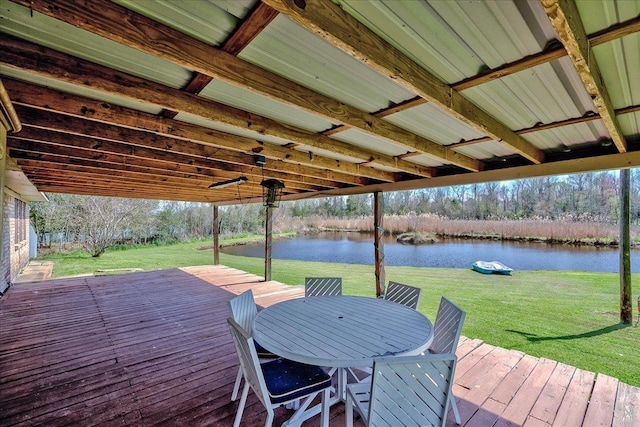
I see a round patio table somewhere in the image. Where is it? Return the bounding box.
[253,295,433,426]
[254,295,433,367]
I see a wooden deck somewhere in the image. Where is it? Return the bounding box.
[1,265,638,426]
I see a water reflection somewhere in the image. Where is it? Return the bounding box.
[221,232,639,272]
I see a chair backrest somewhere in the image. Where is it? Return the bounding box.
[305,277,342,297]
[430,297,466,355]
[385,281,422,310]
[368,353,457,427]
[228,289,259,333]
[226,317,271,407]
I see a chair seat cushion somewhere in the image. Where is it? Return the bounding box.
[262,358,331,404]
[255,341,277,358]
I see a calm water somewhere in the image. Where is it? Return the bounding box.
[221,232,640,273]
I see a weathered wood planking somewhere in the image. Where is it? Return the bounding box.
[1,265,638,426]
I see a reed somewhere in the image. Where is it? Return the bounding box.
[282,214,639,246]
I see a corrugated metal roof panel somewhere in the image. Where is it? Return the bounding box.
[239,14,415,113]
[521,122,610,151]
[384,103,486,145]
[337,0,555,83]
[292,145,363,165]
[454,141,517,160]
[574,0,639,142]
[461,58,595,132]
[577,0,640,34]
[199,79,337,133]
[0,67,163,115]
[0,1,192,89]
[593,35,640,110]
[399,154,444,168]
[619,111,640,142]
[330,128,414,157]
[114,0,255,46]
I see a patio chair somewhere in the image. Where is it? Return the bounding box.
[227,290,277,401]
[345,353,457,427]
[384,281,422,309]
[427,296,466,424]
[227,317,331,427]
[304,277,342,297]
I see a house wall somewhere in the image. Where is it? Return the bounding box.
[1,190,30,292]
[0,79,30,295]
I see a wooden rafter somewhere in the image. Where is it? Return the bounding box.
[0,36,431,181]
[162,2,279,119]
[541,0,627,153]
[262,0,544,165]
[10,123,328,193]
[3,79,391,185]
[326,14,640,141]
[11,0,480,173]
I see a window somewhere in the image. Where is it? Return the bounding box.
[14,199,27,246]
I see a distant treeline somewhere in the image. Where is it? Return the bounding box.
[30,170,640,255]
[285,170,640,223]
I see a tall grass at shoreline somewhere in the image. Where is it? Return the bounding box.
[282,214,639,245]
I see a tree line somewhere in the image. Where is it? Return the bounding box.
[30,170,640,256]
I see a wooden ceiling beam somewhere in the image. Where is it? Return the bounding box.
[161,2,279,118]
[337,15,640,129]
[453,15,640,91]
[3,79,391,184]
[0,36,429,180]
[9,132,326,194]
[25,185,213,201]
[10,0,476,173]
[541,0,627,153]
[14,105,349,189]
[263,0,544,165]
[15,159,225,187]
[10,147,321,199]
[223,2,280,55]
[26,179,232,202]
[8,145,229,182]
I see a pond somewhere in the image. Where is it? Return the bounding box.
[221,232,640,273]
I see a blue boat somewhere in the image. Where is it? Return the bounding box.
[472,261,513,275]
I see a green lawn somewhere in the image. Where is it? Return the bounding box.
[39,239,640,387]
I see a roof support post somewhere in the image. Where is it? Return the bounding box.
[619,168,632,324]
[264,205,273,282]
[213,205,220,266]
[374,191,385,298]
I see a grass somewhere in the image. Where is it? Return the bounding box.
[38,239,640,387]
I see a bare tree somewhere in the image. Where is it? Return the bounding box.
[76,196,158,257]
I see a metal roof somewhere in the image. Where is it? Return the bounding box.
[0,0,639,204]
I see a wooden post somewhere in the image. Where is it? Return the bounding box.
[212,205,219,265]
[619,168,632,324]
[374,191,385,297]
[264,205,273,282]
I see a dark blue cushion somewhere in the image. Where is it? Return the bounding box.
[261,358,331,404]
[255,341,277,358]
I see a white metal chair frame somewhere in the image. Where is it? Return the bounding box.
[304,277,342,297]
[428,296,466,425]
[227,317,331,427]
[384,281,422,310]
[346,353,457,427]
[227,289,277,401]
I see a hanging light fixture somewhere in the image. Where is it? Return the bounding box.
[261,178,285,208]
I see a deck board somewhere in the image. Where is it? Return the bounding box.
[1,265,637,426]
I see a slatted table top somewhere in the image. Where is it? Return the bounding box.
[253,295,433,368]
